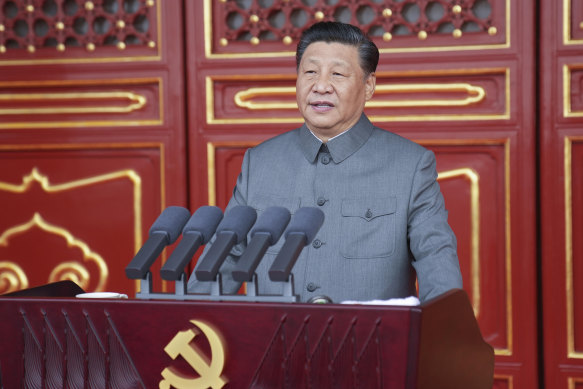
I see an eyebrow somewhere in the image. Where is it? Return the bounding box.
[303,57,351,68]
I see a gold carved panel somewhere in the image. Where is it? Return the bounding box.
[565,136,583,359]
[206,68,510,125]
[0,143,165,296]
[564,0,583,45]
[564,65,583,118]
[0,0,162,65]
[204,0,510,59]
[0,78,163,129]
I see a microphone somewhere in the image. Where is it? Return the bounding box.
[160,206,224,281]
[232,206,291,282]
[268,207,324,282]
[125,206,191,279]
[194,205,257,282]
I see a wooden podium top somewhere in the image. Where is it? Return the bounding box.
[0,285,493,389]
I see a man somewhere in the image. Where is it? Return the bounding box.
[188,21,462,303]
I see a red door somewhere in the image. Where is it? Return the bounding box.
[185,1,537,387]
[540,0,583,388]
[0,0,187,297]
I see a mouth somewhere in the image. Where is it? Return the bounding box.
[309,101,335,110]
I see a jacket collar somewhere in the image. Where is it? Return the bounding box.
[298,113,374,163]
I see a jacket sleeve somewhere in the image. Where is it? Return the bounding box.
[407,149,463,302]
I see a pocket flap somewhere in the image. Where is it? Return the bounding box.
[341,197,396,221]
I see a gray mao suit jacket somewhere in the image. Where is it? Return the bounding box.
[188,114,463,303]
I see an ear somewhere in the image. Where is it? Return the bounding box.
[364,73,376,101]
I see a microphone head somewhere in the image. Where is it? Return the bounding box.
[284,207,325,244]
[250,206,291,245]
[149,206,191,244]
[216,205,257,243]
[183,206,224,244]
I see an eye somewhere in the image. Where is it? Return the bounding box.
[333,72,345,77]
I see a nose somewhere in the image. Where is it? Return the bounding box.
[312,73,333,94]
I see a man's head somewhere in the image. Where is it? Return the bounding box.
[296,22,379,78]
[295,22,378,141]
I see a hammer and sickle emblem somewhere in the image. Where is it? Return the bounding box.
[159,320,227,389]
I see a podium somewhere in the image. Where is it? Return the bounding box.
[0,284,493,388]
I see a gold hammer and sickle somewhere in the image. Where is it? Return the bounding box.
[159,320,227,389]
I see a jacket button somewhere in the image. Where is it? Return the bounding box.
[312,239,322,248]
[321,155,331,165]
[317,197,326,206]
[306,282,319,292]
[365,209,373,219]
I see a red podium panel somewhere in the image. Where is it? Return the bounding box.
[0,286,492,388]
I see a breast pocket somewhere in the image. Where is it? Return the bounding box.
[250,195,301,254]
[340,197,397,259]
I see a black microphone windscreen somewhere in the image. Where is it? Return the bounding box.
[285,207,325,243]
[250,206,291,245]
[183,206,224,243]
[149,206,191,244]
[216,205,257,243]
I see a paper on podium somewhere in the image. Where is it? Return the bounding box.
[341,296,420,306]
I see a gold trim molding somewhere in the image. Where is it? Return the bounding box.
[0,91,146,115]
[207,68,510,124]
[494,374,514,389]
[565,136,583,359]
[0,213,108,291]
[437,168,481,318]
[234,83,486,111]
[564,0,583,45]
[568,377,583,389]
[563,64,583,118]
[0,78,164,129]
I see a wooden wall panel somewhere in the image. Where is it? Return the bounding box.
[541,0,583,387]
[0,144,164,296]
[188,1,537,387]
[0,1,187,296]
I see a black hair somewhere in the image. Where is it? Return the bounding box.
[296,21,379,77]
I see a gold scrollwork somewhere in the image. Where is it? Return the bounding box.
[437,168,481,318]
[0,261,29,293]
[0,167,144,292]
[233,83,486,111]
[49,262,91,290]
[0,91,147,115]
[0,167,142,249]
[0,213,108,291]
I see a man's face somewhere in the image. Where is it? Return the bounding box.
[296,41,376,141]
